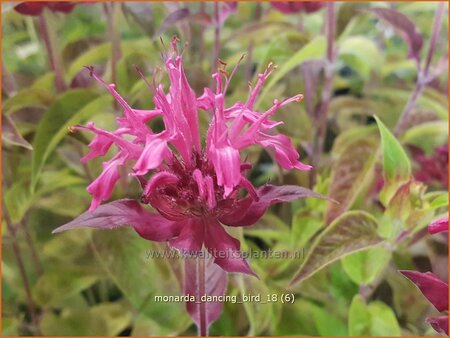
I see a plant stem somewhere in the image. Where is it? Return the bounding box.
[2,61,17,96]
[104,2,122,87]
[22,219,44,276]
[212,2,220,73]
[197,254,207,337]
[394,2,445,136]
[310,2,335,186]
[38,10,66,93]
[2,203,40,335]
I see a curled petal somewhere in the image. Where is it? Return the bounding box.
[86,155,125,211]
[400,270,448,312]
[81,134,114,163]
[257,133,311,171]
[143,171,179,198]
[77,122,140,157]
[205,219,256,276]
[133,133,170,175]
[429,217,448,234]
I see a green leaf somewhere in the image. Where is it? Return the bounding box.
[33,268,99,308]
[339,36,381,79]
[257,36,326,107]
[2,114,33,150]
[2,87,54,115]
[290,211,384,286]
[371,88,448,120]
[291,213,324,249]
[90,228,191,334]
[348,295,401,336]
[4,171,85,223]
[237,275,273,336]
[374,115,411,205]
[348,295,371,336]
[342,247,391,285]
[312,305,348,336]
[40,302,132,336]
[368,301,401,336]
[326,137,378,224]
[31,91,107,190]
[401,121,448,154]
[67,43,112,80]
[274,299,319,335]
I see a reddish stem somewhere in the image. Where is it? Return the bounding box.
[38,11,66,93]
[394,3,445,136]
[198,254,207,336]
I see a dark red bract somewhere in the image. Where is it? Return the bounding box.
[14,2,76,16]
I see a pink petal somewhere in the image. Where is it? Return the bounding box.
[204,219,256,276]
[429,217,449,234]
[86,155,125,211]
[220,184,329,227]
[77,122,141,157]
[209,145,241,197]
[400,270,448,312]
[53,199,181,242]
[197,88,216,111]
[257,132,311,171]
[427,316,449,335]
[81,133,114,163]
[87,68,150,139]
[132,133,170,175]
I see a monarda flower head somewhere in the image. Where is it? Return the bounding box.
[54,37,322,276]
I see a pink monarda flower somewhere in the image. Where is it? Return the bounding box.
[14,2,77,16]
[271,1,324,14]
[400,216,449,335]
[53,38,319,276]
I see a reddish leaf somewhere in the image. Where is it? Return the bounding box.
[2,114,33,150]
[427,316,449,335]
[326,138,377,224]
[400,270,448,312]
[369,8,423,62]
[53,199,181,242]
[14,2,45,16]
[153,8,191,39]
[220,184,331,227]
[184,255,228,332]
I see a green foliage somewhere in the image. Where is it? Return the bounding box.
[342,247,391,285]
[374,115,412,205]
[291,211,384,286]
[349,295,401,336]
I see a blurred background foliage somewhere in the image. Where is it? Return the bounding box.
[2,1,448,336]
